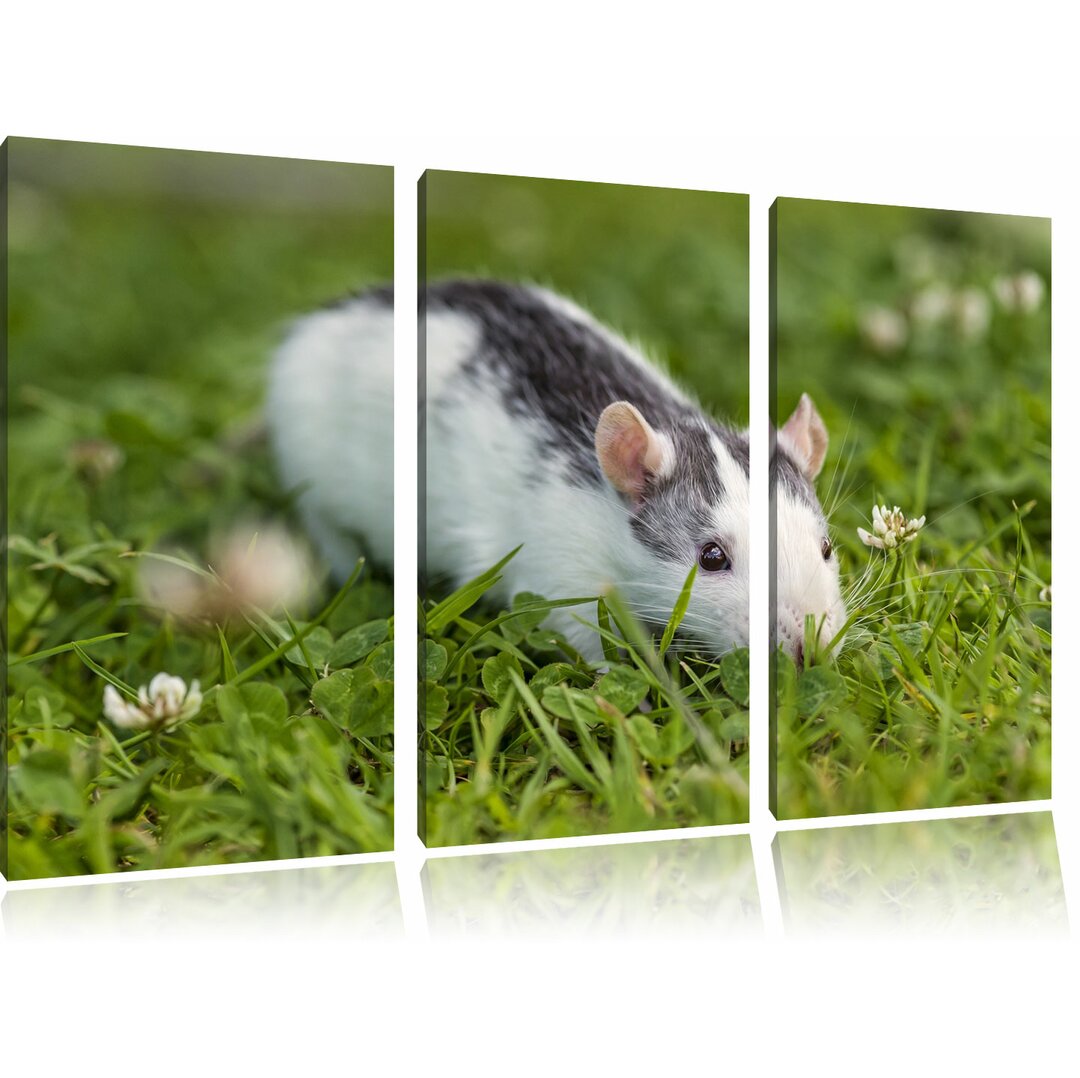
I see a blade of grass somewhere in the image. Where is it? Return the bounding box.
[95,721,140,779]
[9,631,128,668]
[72,643,138,699]
[442,597,597,679]
[508,670,602,796]
[659,562,697,659]
[282,607,319,688]
[558,685,613,786]
[120,548,217,579]
[425,546,522,634]
[596,597,620,664]
[217,626,238,681]
[600,590,734,778]
[231,557,365,685]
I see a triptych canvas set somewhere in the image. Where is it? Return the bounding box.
[2,138,1053,885]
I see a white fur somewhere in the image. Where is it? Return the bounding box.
[424,333,631,654]
[267,298,394,578]
[687,434,751,649]
[774,431,846,659]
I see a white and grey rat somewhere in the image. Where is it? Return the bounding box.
[268,279,845,664]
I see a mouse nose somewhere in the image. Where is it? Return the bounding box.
[793,640,804,669]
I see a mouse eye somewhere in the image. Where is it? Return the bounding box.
[821,537,833,561]
[698,541,731,573]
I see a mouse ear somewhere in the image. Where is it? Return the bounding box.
[595,401,670,499]
[779,393,828,480]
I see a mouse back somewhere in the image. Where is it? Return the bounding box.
[268,288,394,578]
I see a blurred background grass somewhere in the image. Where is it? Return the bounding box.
[7,139,392,551]
[773,197,1051,817]
[5,138,395,877]
[774,198,1050,552]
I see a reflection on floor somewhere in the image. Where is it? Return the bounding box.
[2,860,403,940]
[775,811,1066,937]
[424,834,761,938]
[4,813,1064,941]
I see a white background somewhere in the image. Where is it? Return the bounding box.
[1,4,1076,1074]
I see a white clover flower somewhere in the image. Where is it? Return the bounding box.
[136,557,207,620]
[1039,585,1051,602]
[213,526,314,614]
[138,523,315,622]
[910,284,953,327]
[103,673,203,731]
[859,306,908,354]
[857,505,926,551]
[953,287,991,341]
[992,270,1045,314]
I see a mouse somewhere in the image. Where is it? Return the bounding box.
[267,278,844,665]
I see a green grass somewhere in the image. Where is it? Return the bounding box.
[420,173,750,844]
[772,199,1051,817]
[421,555,749,845]
[4,140,395,879]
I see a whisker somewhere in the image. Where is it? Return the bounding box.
[822,400,861,518]
[923,487,1006,529]
[826,479,872,521]
[848,565,1010,607]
